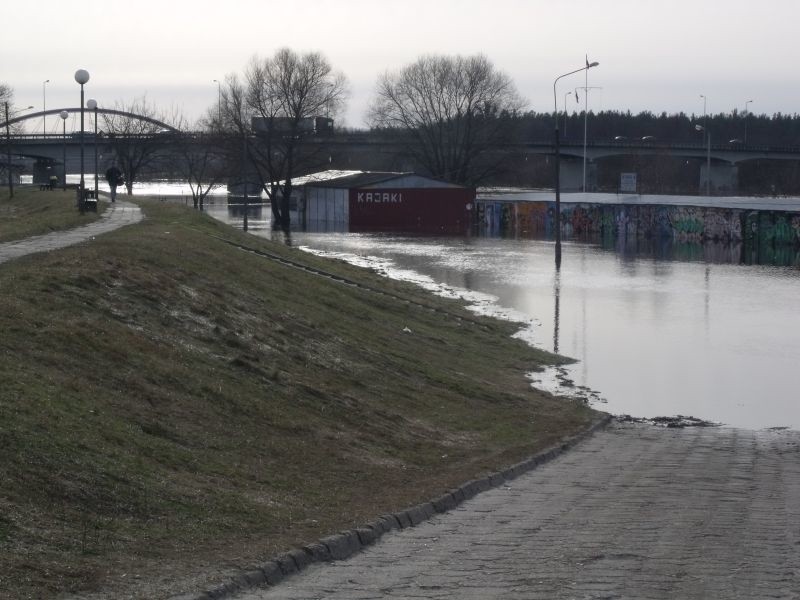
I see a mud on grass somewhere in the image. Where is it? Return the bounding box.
[0,199,598,599]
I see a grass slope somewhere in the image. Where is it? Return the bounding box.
[0,187,104,242]
[0,197,597,599]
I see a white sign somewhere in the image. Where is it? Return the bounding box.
[620,172,637,193]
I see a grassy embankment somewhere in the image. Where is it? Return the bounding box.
[0,192,598,599]
[0,187,104,242]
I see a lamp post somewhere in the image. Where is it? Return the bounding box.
[553,59,599,268]
[695,124,711,196]
[576,84,602,192]
[87,98,98,198]
[213,79,221,127]
[4,103,34,198]
[42,79,49,135]
[563,91,572,137]
[744,99,753,145]
[60,110,68,190]
[74,68,90,212]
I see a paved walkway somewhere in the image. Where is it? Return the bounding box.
[0,199,142,264]
[238,423,800,600]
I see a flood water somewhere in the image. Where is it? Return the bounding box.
[207,201,800,430]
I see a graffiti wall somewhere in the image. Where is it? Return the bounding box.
[475,200,800,248]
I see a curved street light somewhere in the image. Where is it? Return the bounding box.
[695,124,711,197]
[59,110,68,189]
[552,59,599,267]
[75,68,90,212]
[4,103,34,198]
[744,99,753,145]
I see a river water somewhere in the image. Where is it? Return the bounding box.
[206,201,798,430]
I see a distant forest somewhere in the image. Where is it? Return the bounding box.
[518,110,800,147]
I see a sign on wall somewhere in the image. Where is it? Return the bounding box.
[620,172,637,193]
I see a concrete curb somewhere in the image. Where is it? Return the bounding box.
[177,413,613,600]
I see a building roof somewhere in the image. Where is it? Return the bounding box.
[298,170,465,190]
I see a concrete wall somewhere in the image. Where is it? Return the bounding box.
[474,200,800,247]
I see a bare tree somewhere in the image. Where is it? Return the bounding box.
[223,48,348,232]
[101,97,180,195]
[369,54,526,185]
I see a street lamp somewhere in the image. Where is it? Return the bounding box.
[744,99,753,145]
[60,110,68,190]
[563,91,572,137]
[87,98,98,199]
[213,79,221,127]
[74,68,90,212]
[576,84,602,192]
[42,79,49,135]
[553,59,599,268]
[4,103,34,198]
[695,124,711,196]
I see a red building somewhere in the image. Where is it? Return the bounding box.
[299,171,474,234]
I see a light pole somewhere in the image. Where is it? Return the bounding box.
[4,103,34,198]
[563,91,572,137]
[213,79,221,127]
[576,84,602,192]
[60,110,68,189]
[695,124,711,196]
[42,79,49,135]
[74,69,90,212]
[553,59,599,268]
[744,99,753,145]
[87,98,98,199]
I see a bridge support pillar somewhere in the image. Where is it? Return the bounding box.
[700,163,738,195]
[32,158,61,185]
[559,159,597,192]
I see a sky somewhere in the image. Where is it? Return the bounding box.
[3,0,799,132]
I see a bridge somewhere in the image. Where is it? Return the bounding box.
[5,108,800,192]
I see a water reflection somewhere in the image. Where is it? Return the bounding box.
[206,202,800,430]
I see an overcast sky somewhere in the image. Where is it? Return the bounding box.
[3,0,799,131]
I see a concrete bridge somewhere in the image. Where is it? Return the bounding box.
[5,109,800,192]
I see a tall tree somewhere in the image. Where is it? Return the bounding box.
[101,97,180,195]
[224,48,348,232]
[369,54,526,185]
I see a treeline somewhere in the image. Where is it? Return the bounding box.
[515,110,800,147]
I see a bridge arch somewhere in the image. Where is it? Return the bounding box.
[1,107,179,132]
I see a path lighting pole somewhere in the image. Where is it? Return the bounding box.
[87,98,98,198]
[744,99,753,145]
[42,79,49,135]
[563,91,572,137]
[4,103,34,198]
[60,110,68,189]
[74,68,90,212]
[213,79,221,126]
[695,124,711,196]
[553,59,599,268]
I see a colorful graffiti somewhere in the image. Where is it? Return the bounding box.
[475,200,800,248]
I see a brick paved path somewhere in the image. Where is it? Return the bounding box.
[0,199,142,264]
[239,423,800,600]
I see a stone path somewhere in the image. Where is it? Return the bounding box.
[237,423,800,600]
[0,199,142,264]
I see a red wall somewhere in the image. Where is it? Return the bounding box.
[348,187,474,234]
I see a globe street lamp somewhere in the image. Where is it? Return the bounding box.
[87,98,98,199]
[74,68,90,212]
[42,79,50,135]
[4,103,34,198]
[553,59,599,268]
[60,110,68,190]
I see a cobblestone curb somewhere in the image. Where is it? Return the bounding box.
[178,413,612,600]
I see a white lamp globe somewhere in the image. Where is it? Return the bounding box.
[87,99,97,110]
[74,69,90,85]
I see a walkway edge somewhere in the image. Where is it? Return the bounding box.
[173,412,613,600]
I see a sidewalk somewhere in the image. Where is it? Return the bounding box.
[237,422,800,600]
[0,199,142,265]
